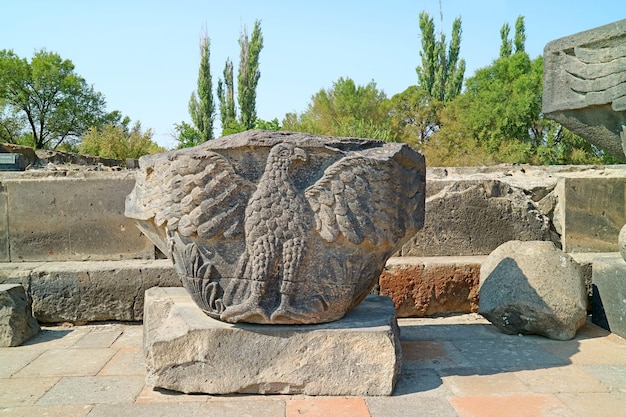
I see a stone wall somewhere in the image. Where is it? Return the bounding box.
[0,171,154,262]
[0,164,625,322]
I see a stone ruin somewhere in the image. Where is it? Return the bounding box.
[125,131,426,325]
[123,130,426,394]
[0,17,625,396]
[543,18,626,160]
[542,18,626,340]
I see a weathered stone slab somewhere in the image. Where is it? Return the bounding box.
[400,179,552,256]
[591,254,626,339]
[127,131,425,324]
[0,260,179,323]
[479,241,587,340]
[543,19,626,160]
[143,287,401,396]
[556,176,626,252]
[379,256,484,317]
[5,174,155,261]
[0,284,39,346]
[0,181,8,262]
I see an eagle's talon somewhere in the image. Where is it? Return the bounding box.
[221,302,269,323]
[270,302,320,324]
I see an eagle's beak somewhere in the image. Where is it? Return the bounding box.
[294,147,307,162]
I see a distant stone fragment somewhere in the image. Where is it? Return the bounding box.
[126,130,425,324]
[0,284,40,346]
[400,180,552,256]
[479,241,587,340]
[543,19,626,160]
[143,287,401,396]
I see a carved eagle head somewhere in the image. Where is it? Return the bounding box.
[268,143,307,170]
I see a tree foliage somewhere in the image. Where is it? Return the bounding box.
[237,20,264,130]
[416,11,465,103]
[188,33,215,143]
[422,18,613,166]
[217,58,236,133]
[0,49,107,149]
[80,115,163,161]
[282,77,392,141]
[500,16,526,57]
[388,85,442,147]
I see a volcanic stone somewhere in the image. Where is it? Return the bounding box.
[0,284,40,346]
[479,240,587,340]
[143,287,401,396]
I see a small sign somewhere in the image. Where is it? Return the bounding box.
[0,153,21,171]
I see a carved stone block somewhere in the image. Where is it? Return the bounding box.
[543,19,626,160]
[126,131,425,324]
[143,287,401,395]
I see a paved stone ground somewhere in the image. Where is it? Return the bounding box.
[1,314,625,417]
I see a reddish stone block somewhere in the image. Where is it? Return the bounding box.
[379,256,483,317]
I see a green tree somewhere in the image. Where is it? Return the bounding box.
[282,77,392,141]
[0,49,107,149]
[80,116,163,161]
[500,16,526,57]
[237,20,264,130]
[188,33,215,143]
[217,58,236,133]
[254,118,280,131]
[514,16,526,54]
[499,23,512,58]
[416,11,466,103]
[0,98,25,144]
[424,30,611,166]
[173,121,202,149]
[388,85,442,147]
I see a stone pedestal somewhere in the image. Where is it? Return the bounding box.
[143,287,401,396]
[591,254,626,339]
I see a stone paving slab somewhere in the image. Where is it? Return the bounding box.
[14,348,117,378]
[36,375,145,405]
[1,317,626,416]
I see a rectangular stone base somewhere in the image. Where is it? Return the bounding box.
[592,254,626,339]
[143,287,401,396]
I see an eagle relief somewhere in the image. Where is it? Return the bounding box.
[125,131,425,324]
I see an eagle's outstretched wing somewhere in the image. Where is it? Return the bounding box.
[562,45,626,111]
[304,148,424,247]
[125,151,255,240]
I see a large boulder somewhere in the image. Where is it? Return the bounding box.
[0,284,40,346]
[479,240,587,340]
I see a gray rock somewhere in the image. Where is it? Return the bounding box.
[0,260,179,323]
[591,254,626,339]
[143,287,401,396]
[556,176,626,252]
[3,174,155,261]
[126,130,425,324]
[400,180,552,256]
[619,224,626,261]
[479,240,587,340]
[0,284,40,346]
[543,19,626,160]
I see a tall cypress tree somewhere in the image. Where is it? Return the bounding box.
[499,23,513,57]
[237,20,263,130]
[416,11,465,103]
[189,33,215,142]
[499,16,527,58]
[217,58,236,131]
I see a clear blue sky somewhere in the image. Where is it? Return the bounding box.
[2,1,622,148]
